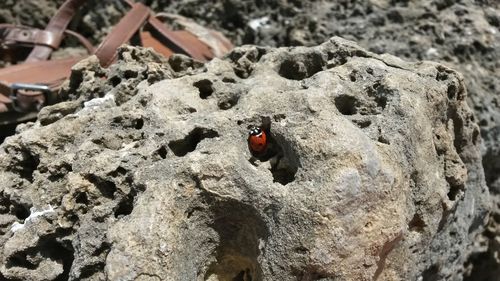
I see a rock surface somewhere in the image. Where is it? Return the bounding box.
[0,38,490,280]
[1,3,499,275]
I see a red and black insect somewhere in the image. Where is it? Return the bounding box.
[248,126,268,155]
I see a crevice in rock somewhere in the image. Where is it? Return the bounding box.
[447,84,457,100]
[79,262,105,279]
[222,77,236,83]
[373,233,403,280]
[292,266,330,281]
[352,119,372,128]
[169,127,219,157]
[204,197,269,281]
[111,115,146,131]
[6,235,75,281]
[14,149,40,183]
[194,79,214,99]
[47,162,73,183]
[6,251,38,270]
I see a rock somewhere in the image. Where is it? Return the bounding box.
[0,38,490,280]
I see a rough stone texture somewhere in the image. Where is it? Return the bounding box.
[1,0,499,279]
[0,38,490,280]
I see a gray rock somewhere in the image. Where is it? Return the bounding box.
[0,38,490,280]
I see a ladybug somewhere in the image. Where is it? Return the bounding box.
[248,126,268,154]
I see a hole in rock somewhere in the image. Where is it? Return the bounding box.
[123,69,138,79]
[367,82,389,110]
[271,159,298,185]
[194,79,214,99]
[114,191,136,218]
[75,192,89,205]
[79,262,106,279]
[50,239,75,281]
[205,198,268,281]
[409,213,426,232]
[447,183,462,201]
[134,118,144,130]
[335,95,358,115]
[278,52,325,80]
[110,166,127,178]
[7,252,37,269]
[13,149,40,182]
[169,128,219,157]
[422,264,439,281]
[84,175,117,199]
[447,84,457,99]
[222,77,236,83]
[349,71,357,82]
[248,119,299,186]
[218,94,240,110]
[156,145,168,159]
[110,76,121,87]
[6,237,75,281]
[12,203,31,220]
[352,119,372,128]
[435,66,449,81]
[378,135,390,145]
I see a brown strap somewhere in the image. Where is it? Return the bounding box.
[64,30,95,53]
[1,24,59,49]
[139,31,174,58]
[0,0,232,116]
[25,0,87,62]
[94,3,151,67]
[146,17,212,61]
[0,57,81,112]
[0,24,94,54]
[123,0,213,61]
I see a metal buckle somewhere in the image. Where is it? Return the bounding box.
[10,83,51,112]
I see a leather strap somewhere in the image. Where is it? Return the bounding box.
[94,3,151,67]
[25,0,87,62]
[0,57,81,112]
[0,0,233,118]
[123,0,214,61]
[146,17,213,61]
[1,24,59,49]
[93,2,215,66]
[0,24,94,55]
[139,31,174,58]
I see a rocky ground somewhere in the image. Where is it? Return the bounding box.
[0,0,499,280]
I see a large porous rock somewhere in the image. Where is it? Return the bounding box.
[0,38,490,280]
